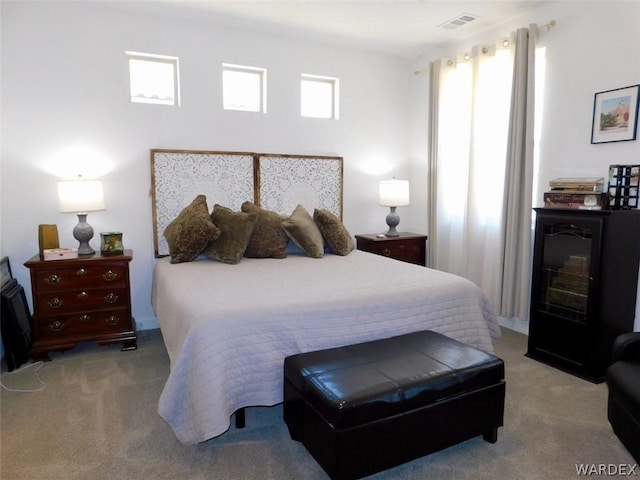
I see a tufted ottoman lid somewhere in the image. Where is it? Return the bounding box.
[284,330,504,430]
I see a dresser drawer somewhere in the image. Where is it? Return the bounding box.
[37,308,132,338]
[366,242,424,263]
[35,287,129,317]
[33,264,128,292]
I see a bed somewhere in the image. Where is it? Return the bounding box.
[149,149,500,445]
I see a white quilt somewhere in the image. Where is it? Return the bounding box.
[152,250,500,445]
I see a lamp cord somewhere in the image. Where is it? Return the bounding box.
[0,361,46,392]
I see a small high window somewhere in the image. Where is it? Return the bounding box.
[126,51,179,106]
[222,64,267,113]
[301,74,339,119]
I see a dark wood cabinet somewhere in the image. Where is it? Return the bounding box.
[24,250,137,361]
[355,233,427,266]
[526,208,640,382]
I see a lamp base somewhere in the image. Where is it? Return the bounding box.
[73,213,96,255]
[384,207,400,237]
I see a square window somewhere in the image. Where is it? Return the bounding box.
[222,64,267,113]
[126,51,179,106]
[301,74,339,119]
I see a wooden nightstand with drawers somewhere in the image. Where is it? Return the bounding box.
[24,250,137,361]
[355,233,428,266]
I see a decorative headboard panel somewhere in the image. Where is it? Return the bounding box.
[151,149,343,257]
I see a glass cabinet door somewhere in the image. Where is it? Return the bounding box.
[529,214,603,369]
[535,221,597,324]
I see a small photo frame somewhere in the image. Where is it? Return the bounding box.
[591,85,640,144]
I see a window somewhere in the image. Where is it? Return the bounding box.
[222,64,267,113]
[301,74,339,119]
[126,51,179,106]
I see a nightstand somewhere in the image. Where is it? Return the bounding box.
[24,250,137,361]
[355,233,428,266]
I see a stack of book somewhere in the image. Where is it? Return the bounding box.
[543,177,608,209]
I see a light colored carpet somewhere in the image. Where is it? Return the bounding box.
[0,328,634,479]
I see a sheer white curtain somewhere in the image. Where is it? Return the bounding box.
[500,27,538,322]
[428,28,537,319]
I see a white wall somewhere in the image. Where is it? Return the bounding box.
[0,1,415,331]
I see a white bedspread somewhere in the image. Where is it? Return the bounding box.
[152,250,500,445]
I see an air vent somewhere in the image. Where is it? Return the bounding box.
[438,13,479,30]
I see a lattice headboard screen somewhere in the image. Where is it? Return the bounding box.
[151,149,343,257]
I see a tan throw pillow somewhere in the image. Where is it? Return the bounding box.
[203,204,257,264]
[241,201,289,259]
[163,195,221,264]
[313,209,354,256]
[281,204,324,258]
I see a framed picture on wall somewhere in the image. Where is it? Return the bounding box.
[591,84,640,144]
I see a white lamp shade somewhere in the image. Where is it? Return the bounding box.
[379,179,410,207]
[58,180,106,213]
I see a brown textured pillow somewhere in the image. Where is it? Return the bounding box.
[281,204,324,258]
[313,208,354,256]
[163,195,221,264]
[203,204,257,264]
[241,201,289,258]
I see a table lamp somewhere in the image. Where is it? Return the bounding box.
[379,178,410,237]
[58,178,106,255]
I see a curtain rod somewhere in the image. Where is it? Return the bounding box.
[413,20,556,76]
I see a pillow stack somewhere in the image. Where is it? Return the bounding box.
[163,196,354,264]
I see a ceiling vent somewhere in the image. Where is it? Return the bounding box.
[438,13,479,30]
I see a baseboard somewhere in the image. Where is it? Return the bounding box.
[498,316,529,335]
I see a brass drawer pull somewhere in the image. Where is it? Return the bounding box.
[48,297,63,308]
[103,270,118,282]
[79,314,91,321]
[104,293,119,304]
[50,320,64,331]
[45,274,61,285]
[76,268,86,276]
[381,248,391,257]
[78,291,89,300]
[106,315,119,326]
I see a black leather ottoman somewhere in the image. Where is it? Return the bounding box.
[283,330,505,479]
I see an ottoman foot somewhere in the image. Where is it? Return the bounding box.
[483,428,498,443]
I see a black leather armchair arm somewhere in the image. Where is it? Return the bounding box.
[611,331,640,363]
[607,331,640,463]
